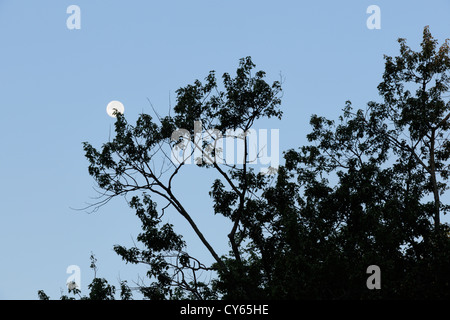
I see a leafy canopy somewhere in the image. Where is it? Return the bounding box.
[40,29,450,299]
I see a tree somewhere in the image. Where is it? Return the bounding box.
[282,25,450,298]
[377,26,450,231]
[38,253,131,300]
[39,27,450,299]
[81,56,283,299]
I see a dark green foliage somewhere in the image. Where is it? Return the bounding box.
[37,290,50,300]
[76,56,284,299]
[276,26,450,299]
[40,30,450,299]
[39,253,131,300]
[173,56,282,134]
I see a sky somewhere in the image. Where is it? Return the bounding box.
[0,0,450,300]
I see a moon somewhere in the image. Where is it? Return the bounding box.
[106,100,125,118]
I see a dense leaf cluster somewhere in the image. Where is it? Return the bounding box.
[40,28,450,300]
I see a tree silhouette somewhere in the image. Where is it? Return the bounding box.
[40,27,450,299]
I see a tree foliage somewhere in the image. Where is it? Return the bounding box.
[39,254,129,300]
[40,28,450,300]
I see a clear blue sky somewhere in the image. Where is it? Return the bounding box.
[0,0,449,299]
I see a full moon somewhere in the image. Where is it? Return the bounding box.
[106,100,125,118]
